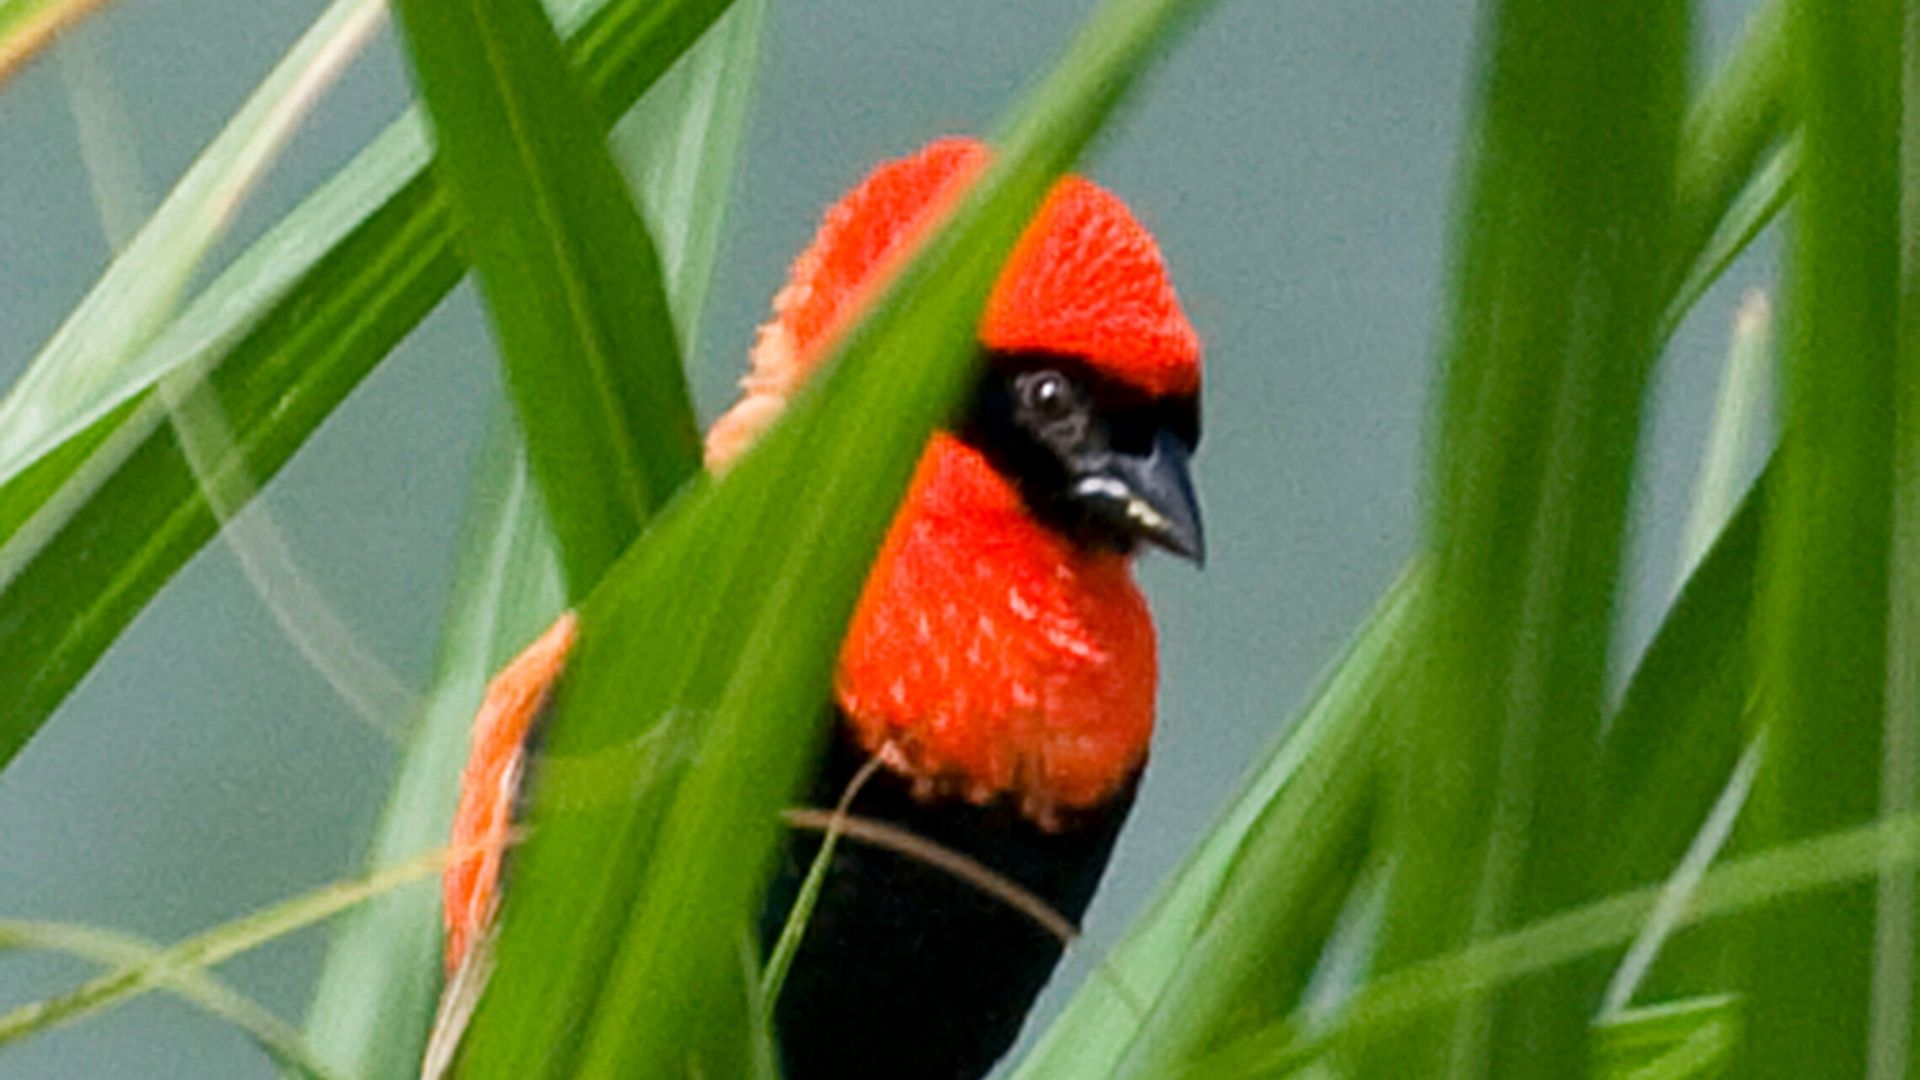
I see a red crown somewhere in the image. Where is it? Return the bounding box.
[707,137,1201,467]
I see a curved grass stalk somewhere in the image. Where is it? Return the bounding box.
[0,918,338,1079]
[154,375,420,737]
[42,0,419,736]
[0,0,389,473]
[0,847,446,1053]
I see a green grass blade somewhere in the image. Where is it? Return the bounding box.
[1013,6,1793,1071]
[0,0,109,85]
[1013,4,1789,1068]
[1599,466,1768,891]
[609,0,763,358]
[1668,0,1790,295]
[297,5,763,1071]
[1742,0,1902,1073]
[0,849,446,1057]
[450,0,1215,1074]
[1192,810,1920,1079]
[393,0,700,597]
[1597,996,1740,1080]
[1678,291,1774,583]
[1005,570,1418,1080]
[0,0,385,474]
[0,919,340,1079]
[1883,7,1920,1068]
[1603,739,1760,1017]
[0,0,736,772]
[1661,144,1794,341]
[298,418,565,1080]
[1369,0,1689,1074]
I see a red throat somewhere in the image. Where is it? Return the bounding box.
[706,137,1198,825]
[835,436,1158,827]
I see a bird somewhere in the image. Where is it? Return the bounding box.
[438,136,1203,1080]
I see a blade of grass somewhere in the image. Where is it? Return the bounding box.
[1678,290,1773,582]
[0,0,110,86]
[0,0,738,771]
[392,0,699,597]
[1192,808,1920,1079]
[298,6,763,1072]
[451,0,1217,1074]
[1600,485,1772,892]
[298,418,565,1080]
[1603,738,1761,1016]
[1597,996,1740,1080]
[56,27,151,250]
[0,0,387,471]
[1668,0,1790,294]
[1586,466,1772,1016]
[0,919,340,1079]
[50,5,423,737]
[608,0,762,359]
[1660,145,1794,341]
[1009,573,1418,1079]
[1742,0,1901,1073]
[1078,571,1412,1080]
[49,756,1920,1080]
[1018,5,1795,1070]
[1878,2,1920,1071]
[757,755,883,1017]
[0,848,446,1054]
[1369,0,1688,1074]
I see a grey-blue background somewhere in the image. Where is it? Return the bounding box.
[0,0,1769,1075]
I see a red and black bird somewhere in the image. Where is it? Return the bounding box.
[442,137,1204,1080]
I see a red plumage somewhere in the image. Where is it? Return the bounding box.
[982,172,1201,398]
[835,434,1157,826]
[439,136,1201,1080]
[709,136,1196,824]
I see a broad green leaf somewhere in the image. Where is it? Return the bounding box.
[392,0,699,597]
[298,5,764,1073]
[451,0,1217,1073]
[0,918,339,1079]
[1742,0,1901,1073]
[0,0,736,771]
[1368,0,1689,1074]
[1009,569,1419,1080]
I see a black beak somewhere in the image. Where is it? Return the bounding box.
[1070,429,1205,564]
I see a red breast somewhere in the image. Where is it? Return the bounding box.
[708,138,1201,827]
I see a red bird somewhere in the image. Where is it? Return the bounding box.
[441,137,1203,1080]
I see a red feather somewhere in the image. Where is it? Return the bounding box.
[442,136,1200,999]
[835,433,1157,827]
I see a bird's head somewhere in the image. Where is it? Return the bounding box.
[707,137,1203,562]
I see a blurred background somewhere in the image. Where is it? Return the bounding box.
[0,0,1768,1074]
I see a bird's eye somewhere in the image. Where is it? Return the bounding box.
[1021,370,1074,420]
